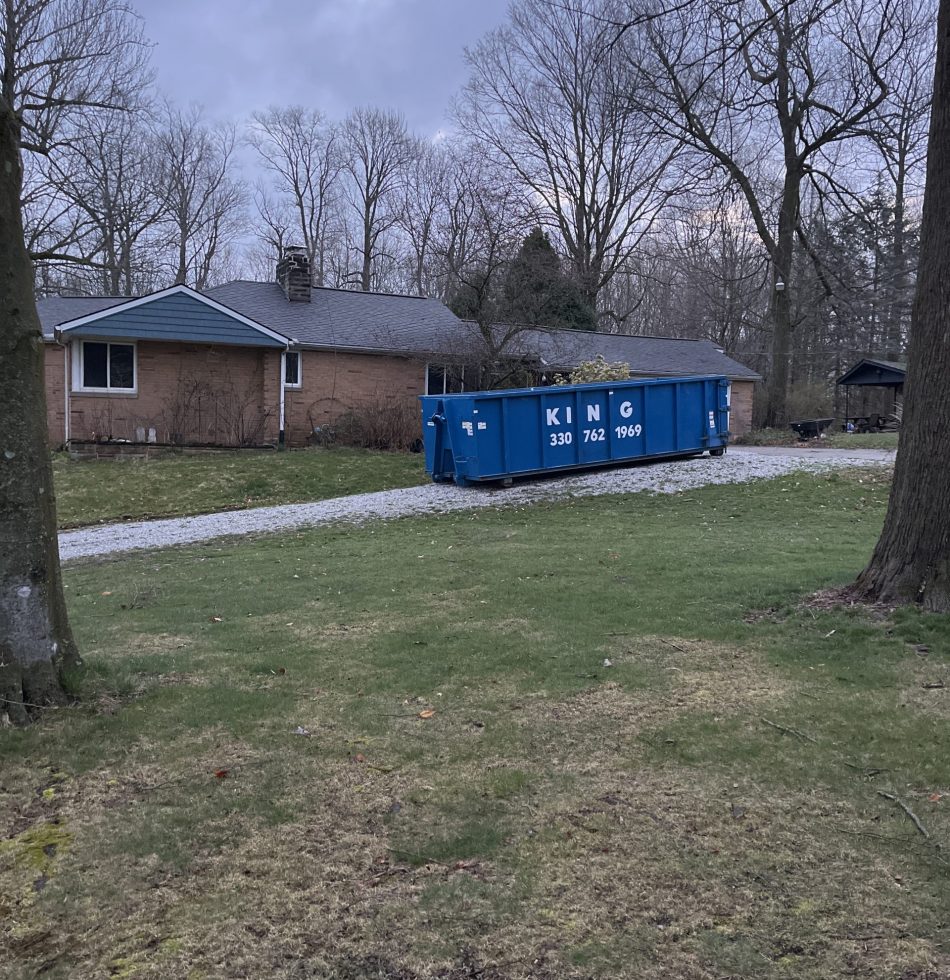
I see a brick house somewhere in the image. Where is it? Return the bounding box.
[39,248,760,448]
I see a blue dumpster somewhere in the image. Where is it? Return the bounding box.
[420,375,730,486]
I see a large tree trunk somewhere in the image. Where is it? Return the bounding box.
[854,1,950,612]
[0,105,81,724]
[763,174,799,428]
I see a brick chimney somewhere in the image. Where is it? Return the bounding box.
[276,246,311,302]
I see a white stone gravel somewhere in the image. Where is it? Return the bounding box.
[58,446,894,563]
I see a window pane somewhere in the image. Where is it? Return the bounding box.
[446,366,465,393]
[285,352,300,386]
[426,365,445,395]
[83,342,108,388]
[109,344,135,389]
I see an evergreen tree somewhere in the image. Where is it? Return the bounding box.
[502,228,596,331]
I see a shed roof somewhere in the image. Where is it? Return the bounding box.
[836,357,907,387]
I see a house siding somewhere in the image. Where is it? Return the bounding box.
[730,380,754,436]
[46,340,426,449]
[283,350,424,446]
[55,340,280,447]
[62,291,286,348]
[45,344,67,447]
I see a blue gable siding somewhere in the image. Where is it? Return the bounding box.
[63,292,286,348]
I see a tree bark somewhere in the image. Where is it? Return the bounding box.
[764,174,799,428]
[0,104,81,724]
[854,0,950,612]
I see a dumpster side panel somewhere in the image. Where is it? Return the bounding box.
[419,375,730,485]
[578,389,611,466]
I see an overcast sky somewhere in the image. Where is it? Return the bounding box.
[131,0,510,135]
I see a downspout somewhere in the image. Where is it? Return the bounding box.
[279,349,286,447]
[62,336,71,446]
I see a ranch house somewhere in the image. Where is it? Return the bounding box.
[38,248,760,449]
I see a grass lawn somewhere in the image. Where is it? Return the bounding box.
[737,428,900,451]
[3,468,950,978]
[51,447,428,528]
[823,431,900,450]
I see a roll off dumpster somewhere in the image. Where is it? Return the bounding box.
[420,375,730,486]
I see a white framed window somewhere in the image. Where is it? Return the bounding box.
[73,340,137,393]
[425,363,465,395]
[284,350,302,388]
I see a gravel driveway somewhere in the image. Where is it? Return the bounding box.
[59,445,894,563]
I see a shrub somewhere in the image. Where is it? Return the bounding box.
[553,355,630,385]
[317,397,421,452]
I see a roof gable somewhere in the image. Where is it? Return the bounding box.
[56,285,288,349]
[837,357,907,387]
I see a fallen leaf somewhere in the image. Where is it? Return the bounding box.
[354,753,366,763]
[929,793,943,803]
[213,769,229,779]
[418,709,436,719]
[100,591,113,596]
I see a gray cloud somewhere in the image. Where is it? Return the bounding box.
[131,0,509,133]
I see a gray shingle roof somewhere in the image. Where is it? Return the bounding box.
[521,327,760,381]
[37,295,131,340]
[205,281,467,355]
[37,281,759,381]
[481,323,759,381]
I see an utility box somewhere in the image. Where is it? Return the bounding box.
[420,376,730,486]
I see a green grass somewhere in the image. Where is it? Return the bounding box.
[51,446,427,528]
[737,427,899,450]
[3,467,950,979]
[823,430,900,449]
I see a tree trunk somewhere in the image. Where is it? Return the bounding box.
[0,105,81,724]
[361,214,373,292]
[763,175,799,428]
[854,0,950,611]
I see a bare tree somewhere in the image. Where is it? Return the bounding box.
[157,104,246,289]
[854,0,950,610]
[22,150,101,282]
[397,138,450,296]
[249,106,342,286]
[458,0,679,311]
[637,0,911,424]
[0,0,150,724]
[867,0,935,356]
[341,106,412,291]
[433,155,539,387]
[47,108,166,294]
